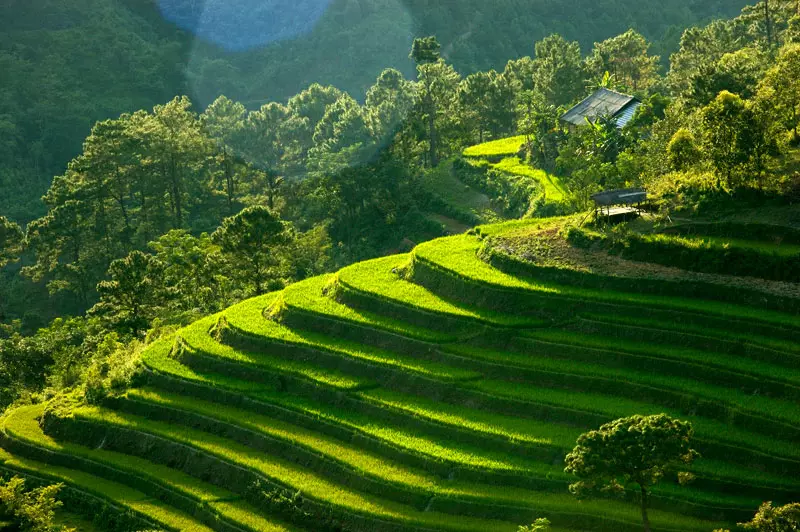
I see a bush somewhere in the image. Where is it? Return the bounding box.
[83,334,144,404]
[0,476,72,532]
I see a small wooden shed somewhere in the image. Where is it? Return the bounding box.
[591,187,647,220]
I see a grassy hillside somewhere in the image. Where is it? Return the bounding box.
[1,216,798,531]
[458,136,570,216]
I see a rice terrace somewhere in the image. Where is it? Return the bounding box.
[3,1,800,530]
[1,209,798,531]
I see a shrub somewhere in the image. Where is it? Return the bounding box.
[0,476,72,532]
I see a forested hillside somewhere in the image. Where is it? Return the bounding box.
[0,0,748,222]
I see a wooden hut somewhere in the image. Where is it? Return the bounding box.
[591,188,647,221]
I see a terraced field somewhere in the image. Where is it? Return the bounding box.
[462,136,569,207]
[1,219,798,531]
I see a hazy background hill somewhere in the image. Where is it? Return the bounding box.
[0,0,748,221]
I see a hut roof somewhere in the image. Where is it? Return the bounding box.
[590,188,647,207]
[560,88,640,128]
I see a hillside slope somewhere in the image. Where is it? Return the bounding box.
[2,217,798,531]
[1,0,749,221]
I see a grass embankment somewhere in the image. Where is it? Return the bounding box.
[412,234,800,329]
[64,406,534,532]
[581,312,800,355]
[419,160,504,224]
[145,323,799,495]
[523,329,800,389]
[1,405,295,532]
[493,157,567,202]
[0,438,215,532]
[463,136,527,158]
[445,343,800,428]
[336,254,545,328]
[4,216,797,531]
[280,275,458,343]
[66,400,733,532]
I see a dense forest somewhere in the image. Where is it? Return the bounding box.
[0,0,750,222]
[1,0,799,446]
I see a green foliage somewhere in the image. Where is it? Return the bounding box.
[585,29,661,93]
[90,251,171,336]
[212,206,293,296]
[82,334,143,403]
[410,36,441,65]
[533,35,585,107]
[0,476,72,532]
[0,217,24,269]
[565,414,698,531]
[700,90,777,187]
[739,501,800,531]
[667,128,701,171]
[518,518,551,532]
[565,414,698,497]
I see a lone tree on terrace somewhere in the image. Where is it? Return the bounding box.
[564,414,699,532]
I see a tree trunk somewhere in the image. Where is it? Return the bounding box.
[765,0,774,49]
[170,157,183,228]
[640,486,651,532]
[224,148,235,213]
[427,92,438,167]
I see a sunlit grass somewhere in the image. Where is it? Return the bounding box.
[493,156,567,202]
[282,275,456,342]
[412,234,800,328]
[447,343,800,426]
[180,317,374,390]
[468,379,800,460]
[463,135,527,157]
[70,406,522,532]
[337,255,544,327]
[523,329,800,387]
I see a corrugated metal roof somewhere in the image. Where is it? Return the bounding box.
[613,101,641,128]
[591,187,647,206]
[560,88,638,127]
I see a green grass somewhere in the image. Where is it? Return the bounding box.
[2,404,297,532]
[446,343,800,427]
[651,233,800,257]
[468,379,800,461]
[0,438,217,532]
[54,511,101,532]
[337,254,545,327]
[144,330,800,484]
[180,316,373,390]
[579,313,800,356]
[412,234,800,329]
[20,216,800,532]
[140,353,549,473]
[419,159,504,223]
[522,329,800,388]
[357,388,581,448]
[281,275,458,342]
[69,405,527,532]
[492,157,567,202]
[122,388,585,507]
[209,299,479,382]
[463,136,527,157]
[64,402,731,532]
